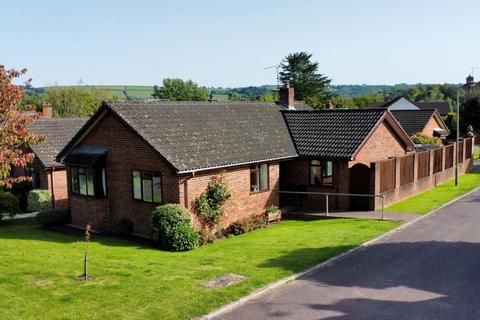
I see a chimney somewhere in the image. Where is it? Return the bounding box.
[383,93,389,102]
[327,100,334,110]
[279,83,295,110]
[466,74,474,85]
[41,103,52,118]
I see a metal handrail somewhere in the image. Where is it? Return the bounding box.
[278,190,386,220]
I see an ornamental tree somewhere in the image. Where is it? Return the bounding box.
[0,65,43,188]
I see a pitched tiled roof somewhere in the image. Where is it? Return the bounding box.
[390,110,437,136]
[368,97,451,115]
[93,101,298,172]
[282,109,387,159]
[415,102,451,115]
[29,118,89,167]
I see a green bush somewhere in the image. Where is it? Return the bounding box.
[266,205,279,213]
[151,204,198,251]
[36,209,71,226]
[225,214,267,237]
[195,175,231,226]
[168,224,199,251]
[410,133,442,146]
[113,218,134,235]
[27,189,52,212]
[0,190,20,219]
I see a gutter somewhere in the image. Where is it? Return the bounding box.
[176,155,298,175]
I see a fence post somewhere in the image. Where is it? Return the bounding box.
[325,194,329,216]
[381,195,385,220]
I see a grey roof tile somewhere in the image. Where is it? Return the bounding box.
[282,109,386,159]
[390,110,436,136]
[106,101,298,172]
[29,118,89,167]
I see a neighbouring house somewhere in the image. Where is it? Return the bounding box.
[369,96,451,116]
[56,100,298,237]
[11,114,88,210]
[280,109,415,211]
[390,109,450,139]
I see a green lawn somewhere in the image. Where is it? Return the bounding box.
[0,218,398,320]
[386,167,480,214]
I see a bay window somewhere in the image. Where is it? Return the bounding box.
[70,167,106,197]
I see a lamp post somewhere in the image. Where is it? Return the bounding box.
[455,90,460,186]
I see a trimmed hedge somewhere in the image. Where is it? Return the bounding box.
[27,189,52,212]
[36,209,71,226]
[0,190,19,219]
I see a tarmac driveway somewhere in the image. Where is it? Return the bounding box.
[215,188,480,320]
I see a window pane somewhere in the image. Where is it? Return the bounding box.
[87,169,95,196]
[132,171,142,200]
[142,173,153,202]
[250,169,259,192]
[310,166,321,186]
[79,172,87,195]
[153,175,162,203]
[101,168,107,196]
[71,168,79,193]
[323,161,333,177]
[260,164,268,190]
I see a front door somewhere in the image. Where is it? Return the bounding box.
[349,163,371,210]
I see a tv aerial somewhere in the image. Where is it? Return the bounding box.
[263,65,281,87]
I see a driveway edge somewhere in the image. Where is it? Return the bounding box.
[198,184,480,320]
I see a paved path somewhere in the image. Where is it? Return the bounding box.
[3,212,38,220]
[215,189,480,320]
[284,210,419,222]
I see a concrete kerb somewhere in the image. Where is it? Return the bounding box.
[198,184,480,320]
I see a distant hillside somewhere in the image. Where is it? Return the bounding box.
[33,83,456,102]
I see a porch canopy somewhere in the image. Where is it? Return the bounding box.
[63,146,108,167]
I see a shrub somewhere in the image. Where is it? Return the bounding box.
[36,209,71,226]
[151,204,198,251]
[113,218,134,235]
[410,133,442,146]
[27,189,52,212]
[168,224,199,251]
[266,205,279,213]
[225,214,267,237]
[195,175,231,226]
[0,190,19,219]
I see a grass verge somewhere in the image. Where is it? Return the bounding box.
[385,167,480,214]
[0,218,398,320]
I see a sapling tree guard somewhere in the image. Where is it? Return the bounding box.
[0,65,43,188]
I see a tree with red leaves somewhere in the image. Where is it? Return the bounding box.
[0,65,43,188]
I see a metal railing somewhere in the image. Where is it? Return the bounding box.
[278,190,386,220]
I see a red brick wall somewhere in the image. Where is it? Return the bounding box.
[69,112,180,236]
[352,120,407,167]
[70,195,109,230]
[179,163,280,229]
[421,116,442,137]
[51,169,69,210]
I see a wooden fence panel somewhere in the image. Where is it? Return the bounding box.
[458,141,464,163]
[379,158,396,193]
[400,154,414,186]
[417,151,430,180]
[444,145,454,169]
[465,138,473,159]
[433,148,443,174]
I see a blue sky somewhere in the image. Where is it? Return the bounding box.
[2,0,479,87]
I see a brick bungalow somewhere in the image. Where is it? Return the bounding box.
[281,109,415,211]
[11,108,87,210]
[390,109,450,139]
[56,99,298,237]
